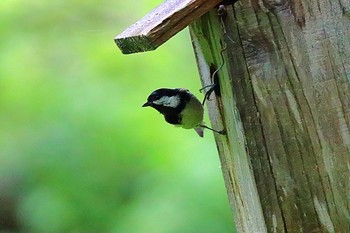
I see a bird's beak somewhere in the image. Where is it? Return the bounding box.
[142,102,151,107]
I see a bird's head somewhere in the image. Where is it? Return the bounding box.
[142,88,189,113]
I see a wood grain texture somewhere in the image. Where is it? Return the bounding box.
[190,18,267,232]
[190,0,350,232]
[115,0,223,54]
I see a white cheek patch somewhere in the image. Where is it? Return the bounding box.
[153,95,180,108]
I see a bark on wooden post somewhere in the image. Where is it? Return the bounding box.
[189,1,350,232]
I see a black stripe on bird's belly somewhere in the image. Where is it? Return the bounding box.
[164,113,181,125]
[161,92,190,126]
[155,90,191,126]
[153,105,182,125]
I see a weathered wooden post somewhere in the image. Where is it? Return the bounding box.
[115,0,350,232]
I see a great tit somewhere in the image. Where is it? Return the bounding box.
[142,88,224,137]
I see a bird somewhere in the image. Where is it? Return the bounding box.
[142,88,225,137]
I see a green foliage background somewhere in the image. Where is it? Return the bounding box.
[0,0,234,232]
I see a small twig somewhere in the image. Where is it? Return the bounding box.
[201,5,228,105]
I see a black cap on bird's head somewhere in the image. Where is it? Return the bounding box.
[142,88,190,111]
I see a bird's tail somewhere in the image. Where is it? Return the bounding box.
[194,126,204,137]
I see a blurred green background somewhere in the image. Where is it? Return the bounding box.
[0,0,234,232]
